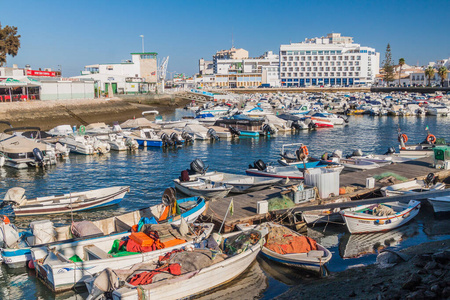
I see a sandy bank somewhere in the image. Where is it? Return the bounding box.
[276,239,450,300]
[0,96,190,131]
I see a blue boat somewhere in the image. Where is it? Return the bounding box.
[0,195,206,268]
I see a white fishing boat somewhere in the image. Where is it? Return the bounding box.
[351,153,413,164]
[32,222,214,293]
[182,124,218,141]
[173,178,232,200]
[264,115,293,133]
[189,171,282,193]
[259,223,332,276]
[246,160,304,179]
[1,194,206,268]
[427,196,450,213]
[426,105,449,116]
[302,208,345,225]
[380,176,445,197]
[85,229,262,300]
[46,125,73,137]
[59,134,110,155]
[2,186,130,217]
[309,112,345,125]
[340,200,421,234]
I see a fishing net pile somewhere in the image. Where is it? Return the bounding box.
[372,204,395,216]
[265,225,318,255]
[268,195,295,211]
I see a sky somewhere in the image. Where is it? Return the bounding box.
[1,0,449,77]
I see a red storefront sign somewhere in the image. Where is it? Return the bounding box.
[26,70,56,77]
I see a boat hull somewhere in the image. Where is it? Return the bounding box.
[112,237,261,300]
[174,180,231,199]
[428,196,450,213]
[12,186,130,217]
[341,201,421,234]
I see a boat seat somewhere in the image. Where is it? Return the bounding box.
[307,250,325,258]
[178,200,197,211]
[84,244,112,260]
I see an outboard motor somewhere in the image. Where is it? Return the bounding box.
[253,159,267,171]
[425,173,436,186]
[339,115,350,123]
[291,121,302,131]
[181,131,194,143]
[207,128,219,141]
[32,148,45,167]
[229,126,241,137]
[170,132,183,145]
[125,137,138,150]
[331,149,343,159]
[161,133,174,147]
[190,158,207,174]
[262,124,276,135]
[352,149,363,157]
[384,147,396,155]
[308,121,317,129]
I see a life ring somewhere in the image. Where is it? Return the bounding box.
[301,145,309,156]
[427,134,436,144]
[79,125,86,135]
[398,134,408,143]
[0,215,10,224]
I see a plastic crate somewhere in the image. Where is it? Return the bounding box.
[290,185,316,204]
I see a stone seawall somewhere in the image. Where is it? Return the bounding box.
[0,96,189,130]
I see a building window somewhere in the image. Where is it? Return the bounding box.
[337,72,341,76]
[313,56,318,61]
[357,56,361,60]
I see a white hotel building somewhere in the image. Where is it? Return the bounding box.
[279,33,379,87]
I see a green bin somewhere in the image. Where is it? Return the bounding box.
[433,146,450,161]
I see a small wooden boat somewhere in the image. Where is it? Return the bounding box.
[33,222,214,293]
[427,196,450,213]
[3,186,130,217]
[380,176,445,197]
[190,171,282,193]
[302,208,344,225]
[84,229,262,300]
[340,200,421,234]
[246,160,303,179]
[259,223,332,275]
[173,178,233,200]
[1,195,206,268]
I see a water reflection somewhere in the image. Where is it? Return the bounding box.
[0,113,449,299]
[338,222,419,259]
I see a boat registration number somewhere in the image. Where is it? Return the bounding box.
[358,220,370,224]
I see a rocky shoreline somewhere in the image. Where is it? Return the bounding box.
[0,96,190,130]
[276,239,450,300]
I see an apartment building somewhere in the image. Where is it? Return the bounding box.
[279,33,380,87]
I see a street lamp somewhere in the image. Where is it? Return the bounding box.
[140,35,144,53]
[58,65,62,77]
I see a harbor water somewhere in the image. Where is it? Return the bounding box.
[0,112,449,299]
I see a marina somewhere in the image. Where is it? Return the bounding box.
[0,102,449,299]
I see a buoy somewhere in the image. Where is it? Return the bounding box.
[339,187,346,195]
[28,260,35,269]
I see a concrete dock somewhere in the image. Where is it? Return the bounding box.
[205,156,450,232]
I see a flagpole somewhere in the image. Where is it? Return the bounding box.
[218,198,233,234]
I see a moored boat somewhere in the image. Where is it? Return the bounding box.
[340,200,421,234]
[189,171,283,193]
[32,222,214,293]
[380,175,445,197]
[427,196,450,213]
[2,186,130,217]
[85,229,263,300]
[0,193,206,268]
[259,222,332,276]
[173,178,232,200]
[246,160,304,179]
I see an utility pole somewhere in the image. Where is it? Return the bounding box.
[140,35,144,53]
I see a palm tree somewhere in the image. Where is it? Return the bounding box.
[398,58,405,86]
[437,66,448,87]
[424,66,435,87]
